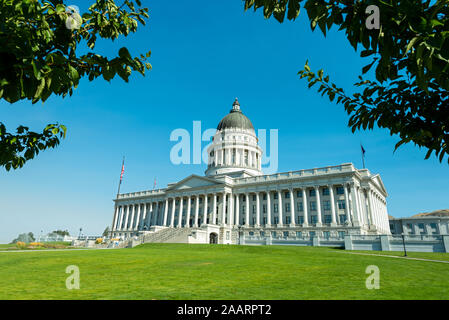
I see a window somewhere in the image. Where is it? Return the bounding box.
[309,189,316,197]
[260,231,265,237]
[297,202,303,212]
[263,217,267,224]
[242,205,245,213]
[283,231,289,237]
[309,231,316,238]
[252,205,256,213]
[418,223,425,230]
[323,200,331,211]
[322,188,330,196]
[262,204,266,213]
[311,215,318,224]
[253,195,256,201]
[324,215,332,224]
[274,217,279,224]
[226,231,230,240]
[296,231,302,237]
[337,200,346,210]
[263,194,267,200]
[285,192,290,199]
[274,193,278,199]
[271,231,277,237]
[249,231,254,236]
[285,203,290,212]
[199,198,202,204]
[297,190,302,197]
[339,215,347,224]
[274,204,278,213]
[338,231,346,239]
[299,216,304,224]
[336,186,344,195]
[286,216,291,224]
[310,201,317,211]
[323,231,330,239]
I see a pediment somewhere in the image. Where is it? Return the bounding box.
[371,174,388,196]
[166,175,222,191]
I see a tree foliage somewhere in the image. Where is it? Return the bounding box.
[244,0,449,163]
[1,0,151,170]
[11,232,35,243]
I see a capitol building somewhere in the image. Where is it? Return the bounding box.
[110,99,391,244]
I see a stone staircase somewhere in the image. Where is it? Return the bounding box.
[118,227,195,248]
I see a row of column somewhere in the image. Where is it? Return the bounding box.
[211,147,260,170]
[112,183,385,232]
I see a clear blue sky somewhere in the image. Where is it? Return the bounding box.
[1,1,448,243]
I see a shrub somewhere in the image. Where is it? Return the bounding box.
[16,241,26,248]
[95,238,103,244]
[29,242,44,247]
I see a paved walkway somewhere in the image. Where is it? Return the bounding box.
[338,250,449,264]
[0,247,121,253]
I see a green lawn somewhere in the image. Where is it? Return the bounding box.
[0,243,448,300]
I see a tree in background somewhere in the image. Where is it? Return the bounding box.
[0,0,151,170]
[11,232,35,243]
[48,229,70,237]
[244,0,449,163]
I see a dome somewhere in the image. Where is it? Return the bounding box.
[216,98,255,131]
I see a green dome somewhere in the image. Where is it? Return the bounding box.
[217,99,255,131]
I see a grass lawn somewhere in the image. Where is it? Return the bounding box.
[0,243,448,300]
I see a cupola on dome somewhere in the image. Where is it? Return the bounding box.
[216,98,255,132]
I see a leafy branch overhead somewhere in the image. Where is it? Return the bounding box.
[244,0,449,163]
[0,0,151,170]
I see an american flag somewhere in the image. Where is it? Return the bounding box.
[120,161,125,183]
[153,177,157,189]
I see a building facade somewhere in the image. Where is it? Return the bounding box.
[110,99,391,244]
[389,216,449,235]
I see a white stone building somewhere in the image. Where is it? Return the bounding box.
[110,99,391,244]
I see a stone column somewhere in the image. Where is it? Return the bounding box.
[302,188,309,227]
[163,199,169,226]
[344,184,352,225]
[229,193,234,226]
[350,183,361,226]
[148,203,153,227]
[123,205,130,230]
[134,204,141,231]
[194,195,199,227]
[212,194,217,225]
[186,196,192,227]
[366,188,375,227]
[117,206,124,231]
[357,187,365,226]
[277,190,283,227]
[128,205,135,230]
[235,194,240,226]
[221,192,226,226]
[245,193,250,226]
[315,186,322,226]
[266,191,272,227]
[177,197,183,228]
[203,194,208,225]
[112,205,119,231]
[170,198,176,227]
[329,185,337,226]
[255,192,260,227]
[289,188,296,226]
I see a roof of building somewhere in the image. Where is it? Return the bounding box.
[411,209,449,218]
[217,98,255,131]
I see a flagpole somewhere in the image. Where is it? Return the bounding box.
[116,156,125,198]
[361,144,366,169]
